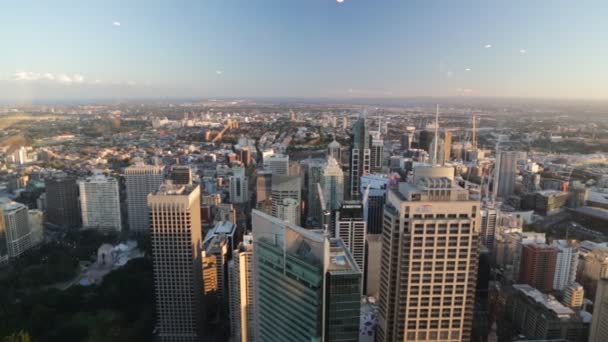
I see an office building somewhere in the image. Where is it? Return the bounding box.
[45,175,80,227]
[507,284,589,342]
[78,174,122,232]
[360,174,388,234]
[562,283,584,309]
[519,243,558,292]
[0,207,6,264]
[252,210,361,342]
[264,154,289,176]
[365,234,382,298]
[443,131,452,163]
[370,131,384,173]
[270,175,301,225]
[327,139,342,162]
[591,261,608,342]
[377,166,480,342]
[495,151,520,200]
[1,200,34,259]
[335,200,367,272]
[228,234,254,342]
[238,147,251,167]
[255,170,272,204]
[480,202,498,252]
[125,162,164,233]
[552,240,578,291]
[535,190,569,216]
[418,130,434,153]
[204,220,238,256]
[229,167,249,204]
[349,116,371,200]
[320,156,344,212]
[202,234,229,302]
[325,238,364,341]
[171,165,193,185]
[216,203,237,224]
[276,198,299,225]
[149,183,203,342]
[401,132,413,150]
[28,209,44,245]
[494,231,546,282]
[429,136,445,165]
[306,159,326,227]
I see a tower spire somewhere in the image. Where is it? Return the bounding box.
[472,112,477,152]
[433,104,439,166]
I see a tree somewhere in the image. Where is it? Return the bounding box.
[4,331,32,342]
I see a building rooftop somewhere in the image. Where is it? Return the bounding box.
[514,284,575,318]
[327,238,361,274]
[153,182,197,196]
[573,206,608,221]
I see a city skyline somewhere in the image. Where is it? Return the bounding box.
[1,0,607,102]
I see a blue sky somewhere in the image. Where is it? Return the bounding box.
[0,0,607,101]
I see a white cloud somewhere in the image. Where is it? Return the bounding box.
[13,71,87,84]
[465,68,471,72]
[456,88,474,95]
[9,70,139,87]
[14,71,42,81]
[113,21,121,27]
[484,44,492,48]
[520,49,527,54]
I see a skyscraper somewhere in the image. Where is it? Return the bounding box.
[334,200,367,272]
[401,132,413,151]
[480,202,497,252]
[45,175,80,227]
[270,175,301,225]
[171,165,193,185]
[306,159,326,227]
[418,130,434,153]
[360,174,388,234]
[377,166,479,342]
[0,206,6,264]
[228,234,255,342]
[125,162,164,233]
[229,166,249,204]
[149,183,203,342]
[320,156,344,212]
[276,198,299,225]
[429,136,445,165]
[0,200,34,259]
[78,173,122,231]
[552,240,579,291]
[370,131,384,173]
[495,151,520,200]
[327,139,342,162]
[591,261,608,342]
[349,116,371,200]
[255,170,272,205]
[519,243,558,292]
[252,210,361,342]
[264,154,289,176]
[443,131,453,163]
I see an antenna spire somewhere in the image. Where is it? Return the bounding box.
[472,112,477,153]
[433,104,439,166]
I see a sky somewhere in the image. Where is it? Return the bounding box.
[0,0,607,102]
